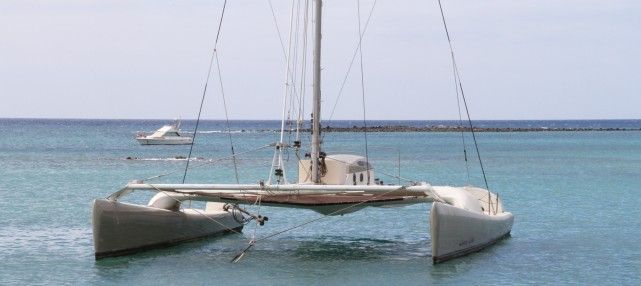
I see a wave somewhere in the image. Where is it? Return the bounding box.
[196,130,225,134]
[196,130,250,134]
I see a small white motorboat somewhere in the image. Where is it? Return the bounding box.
[136,120,193,145]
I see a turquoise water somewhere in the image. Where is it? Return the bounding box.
[1,119,640,285]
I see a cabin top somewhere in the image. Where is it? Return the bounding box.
[149,125,181,138]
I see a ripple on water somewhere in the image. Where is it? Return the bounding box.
[0,225,93,259]
[0,225,94,285]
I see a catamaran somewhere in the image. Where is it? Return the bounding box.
[93,0,513,263]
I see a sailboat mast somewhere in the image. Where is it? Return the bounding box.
[311,0,322,184]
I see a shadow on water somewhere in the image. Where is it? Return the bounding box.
[92,233,436,265]
[293,239,394,261]
[91,230,513,283]
[268,235,432,262]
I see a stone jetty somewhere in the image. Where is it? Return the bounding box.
[294,125,641,132]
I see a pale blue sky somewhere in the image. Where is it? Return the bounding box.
[1,0,640,120]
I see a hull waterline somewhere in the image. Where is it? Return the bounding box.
[136,138,193,145]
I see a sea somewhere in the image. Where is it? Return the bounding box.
[1,118,640,285]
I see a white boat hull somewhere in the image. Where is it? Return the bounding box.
[430,201,513,263]
[92,199,242,259]
[136,137,193,145]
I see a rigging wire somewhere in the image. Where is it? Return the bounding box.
[271,0,298,184]
[182,0,228,183]
[377,168,416,184]
[452,55,471,184]
[143,144,272,182]
[215,52,240,184]
[356,0,371,184]
[324,0,378,131]
[267,0,309,118]
[270,0,311,183]
[286,0,304,160]
[266,0,303,115]
[267,0,288,59]
[296,0,311,147]
[437,0,489,190]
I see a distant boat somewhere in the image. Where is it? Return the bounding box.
[136,120,193,145]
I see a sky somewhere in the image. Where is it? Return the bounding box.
[1,0,640,120]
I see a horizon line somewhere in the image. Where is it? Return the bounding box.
[1,117,640,121]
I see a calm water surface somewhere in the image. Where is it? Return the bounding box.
[1,119,640,285]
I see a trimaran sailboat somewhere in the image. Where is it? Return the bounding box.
[92,0,514,263]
